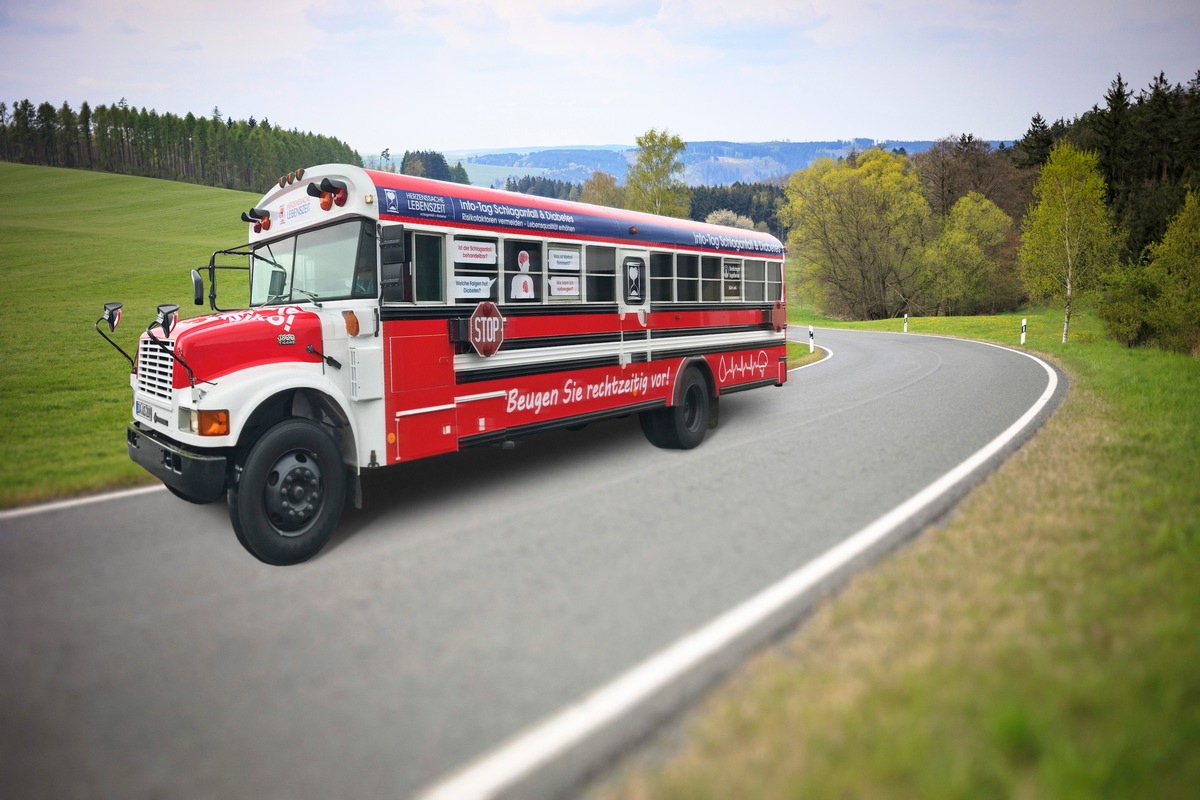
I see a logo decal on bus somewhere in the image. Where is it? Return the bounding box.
[718,351,771,383]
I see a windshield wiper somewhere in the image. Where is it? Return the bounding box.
[293,288,323,307]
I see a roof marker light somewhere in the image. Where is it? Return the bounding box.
[241,207,272,233]
[306,177,348,211]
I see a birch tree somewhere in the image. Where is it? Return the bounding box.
[1019,142,1120,343]
[625,128,690,218]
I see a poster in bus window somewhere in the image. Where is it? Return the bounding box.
[723,261,742,299]
[510,250,536,300]
[455,240,497,264]
[455,276,496,299]
[548,249,580,271]
[550,276,580,297]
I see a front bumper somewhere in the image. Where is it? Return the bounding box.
[127,424,228,503]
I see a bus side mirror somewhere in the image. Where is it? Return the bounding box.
[155,304,180,337]
[191,269,204,306]
[380,225,406,265]
[381,260,410,303]
[102,302,123,332]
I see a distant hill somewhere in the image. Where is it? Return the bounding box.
[376,139,1016,188]
[467,148,632,184]
[429,139,1017,187]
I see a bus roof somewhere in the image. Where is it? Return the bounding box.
[254,165,785,259]
[366,169,784,259]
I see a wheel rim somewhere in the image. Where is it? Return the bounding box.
[263,450,323,536]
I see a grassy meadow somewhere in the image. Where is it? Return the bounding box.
[602,306,1200,797]
[0,162,257,504]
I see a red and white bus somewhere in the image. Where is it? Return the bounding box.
[98,164,787,565]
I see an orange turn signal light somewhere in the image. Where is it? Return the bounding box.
[343,311,360,337]
[197,409,230,437]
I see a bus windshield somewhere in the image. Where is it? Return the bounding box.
[250,219,377,306]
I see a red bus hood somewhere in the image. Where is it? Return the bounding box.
[166,307,323,388]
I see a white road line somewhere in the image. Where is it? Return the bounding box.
[416,343,1059,800]
[0,484,165,521]
[788,343,832,371]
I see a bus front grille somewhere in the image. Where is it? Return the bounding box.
[137,339,175,401]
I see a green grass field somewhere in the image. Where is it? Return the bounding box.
[0,162,257,504]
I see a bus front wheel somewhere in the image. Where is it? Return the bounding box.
[228,418,347,566]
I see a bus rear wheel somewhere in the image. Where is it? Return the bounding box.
[228,418,346,566]
[640,367,712,450]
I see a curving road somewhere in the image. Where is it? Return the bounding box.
[0,329,1063,799]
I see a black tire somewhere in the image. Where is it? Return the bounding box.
[227,418,347,566]
[638,408,668,447]
[649,367,712,450]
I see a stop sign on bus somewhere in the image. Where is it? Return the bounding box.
[469,301,505,357]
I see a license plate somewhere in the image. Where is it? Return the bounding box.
[135,400,153,421]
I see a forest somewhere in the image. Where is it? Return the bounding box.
[0,99,359,192]
[782,69,1199,352]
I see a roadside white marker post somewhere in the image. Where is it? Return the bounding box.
[904,313,908,333]
[808,325,814,354]
[1021,318,1027,346]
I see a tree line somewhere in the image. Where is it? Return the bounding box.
[691,182,785,239]
[373,149,470,184]
[782,69,1199,353]
[0,99,359,191]
[502,174,579,200]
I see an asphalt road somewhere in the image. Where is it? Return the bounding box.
[0,329,1063,799]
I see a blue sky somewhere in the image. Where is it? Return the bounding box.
[2,0,1197,155]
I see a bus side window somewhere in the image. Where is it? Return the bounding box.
[676,254,698,301]
[547,245,582,302]
[504,240,542,302]
[744,259,766,301]
[650,252,674,301]
[452,236,499,302]
[767,261,784,301]
[701,256,721,302]
[414,233,444,302]
[585,246,615,303]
